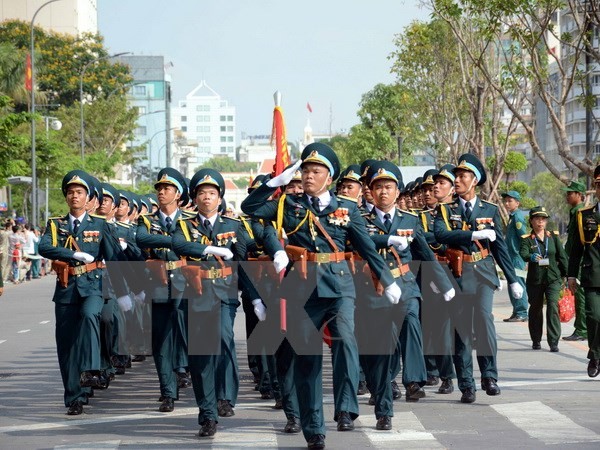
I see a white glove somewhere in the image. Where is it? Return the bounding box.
[430,281,441,294]
[134,290,145,305]
[387,235,409,251]
[203,246,234,260]
[384,282,401,305]
[443,288,456,302]
[266,159,302,188]
[510,282,524,299]
[73,251,94,263]
[471,229,496,242]
[273,250,289,274]
[252,299,267,321]
[119,241,128,250]
[116,294,133,312]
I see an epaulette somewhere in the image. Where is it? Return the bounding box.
[521,234,530,239]
[116,221,132,229]
[481,199,498,207]
[49,216,62,220]
[579,205,596,212]
[336,194,358,203]
[220,215,240,222]
[400,209,418,217]
[89,213,106,220]
[182,210,196,218]
[553,230,560,235]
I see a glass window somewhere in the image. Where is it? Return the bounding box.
[220,146,227,152]
[181,115,187,122]
[220,136,227,142]
[220,126,226,132]
[137,106,146,115]
[227,126,234,132]
[227,136,233,142]
[133,85,146,96]
[227,115,233,121]
[181,126,187,132]
[135,126,146,136]
[220,115,226,121]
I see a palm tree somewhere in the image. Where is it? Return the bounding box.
[0,42,46,109]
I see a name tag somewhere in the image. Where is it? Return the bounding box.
[538,258,549,266]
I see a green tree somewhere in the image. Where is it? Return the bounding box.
[0,95,32,183]
[529,171,570,232]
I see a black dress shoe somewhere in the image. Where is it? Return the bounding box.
[405,382,426,402]
[284,416,301,433]
[504,315,527,322]
[273,399,283,409]
[131,355,146,362]
[563,333,586,341]
[96,372,110,390]
[199,419,217,437]
[336,411,354,431]
[376,415,392,430]
[391,380,401,399]
[159,397,174,412]
[549,344,559,352]
[177,372,192,389]
[532,342,541,350]
[260,390,274,400]
[307,434,325,449]
[438,378,454,394]
[481,377,501,396]
[158,395,164,402]
[217,399,235,417]
[588,359,600,378]
[67,400,83,415]
[357,380,368,395]
[460,388,476,403]
[425,375,439,386]
[368,394,375,405]
[80,371,101,388]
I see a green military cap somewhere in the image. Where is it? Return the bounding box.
[248,174,268,193]
[179,178,191,206]
[139,195,152,211]
[366,160,404,189]
[529,205,549,218]
[360,159,377,182]
[404,180,415,193]
[413,176,423,191]
[155,167,186,194]
[118,190,135,215]
[501,190,522,202]
[454,153,487,186]
[219,197,226,213]
[101,182,119,206]
[61,170,93,198]
[300,142,340,180]
[422,169,439,186]
[434,164,456,183]
[339,165,362,184]
[190,168,225,197]
[147,193,159,208]
[560,180,586,193]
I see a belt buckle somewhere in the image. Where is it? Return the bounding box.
[390,268,400,278]
[208,267,220,279]
[471,252,482,262]
[315,253,329,263]
[166,261,179,271]
[72,265,86,275]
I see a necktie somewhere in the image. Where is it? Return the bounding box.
[73,219,80,235]
[165,216,172,229]
[465,201,472,220]
[383,213,392,232]
[311,196,320,212]
[203,219,213,236]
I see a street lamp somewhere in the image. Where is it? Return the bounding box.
[42,116,62,224]
[79,51,131,161]
[30,0,62,228]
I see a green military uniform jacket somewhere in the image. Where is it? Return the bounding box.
[519,230,568,285]
[434,198,518,294]
[568,203,600,287]
[506,209,528,270]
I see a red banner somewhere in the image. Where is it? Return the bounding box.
[270,106,291,177]
[25,53,32,91]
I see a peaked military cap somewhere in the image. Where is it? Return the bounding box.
[501,190,522,202]
[129,193,141,212]
[413,176,423,191]
[529,205,549,218]
[218,197,226,213]
[118,190,135,215]
[422,169,439,186]
[360,159,377,181]
[300,142,340,180]
[101,182,119,205]
[138,195,152,212]
[154,167,186,194]
[87,176,103,203]
[366,160,404,189]
[434,164,456,184]
[190,168,225,197]
[560,180,586,193]
[62,170,93,198]
[147,193,159,208]
[178,178,191,206]
[454,153,487,186]
[248,174,268,193]
[339,164,362,184]
[404,181,415,193]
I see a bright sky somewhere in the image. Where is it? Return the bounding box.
[98,0,430,142]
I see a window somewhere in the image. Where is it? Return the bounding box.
[592,75,600,86]
[196,105,210,112]
[181,115,187,122]
[195,126,210,132]
[181,126,187,132]
[227,136,233,142]
[228,146,234,153]
[227,126,233,132]
[220,136,227,142]
[135,126,147,136]
[220,126,226,132]
[220,146,227,152]
[227,115,233,121]
[220,115,226,121]
[133,85,146,96]
[137,106,146,115]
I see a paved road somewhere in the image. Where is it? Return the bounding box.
[0,276,599,449]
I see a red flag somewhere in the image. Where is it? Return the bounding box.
[270,106,291,177]
[306,102,313,113]
[25,53,32,91]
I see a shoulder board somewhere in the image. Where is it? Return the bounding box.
[179,214,196,221]
[116,221,131,228]
[400,209,418,217]
[481,199,498,207]
[49,216,62,220]
[553,230,560,235]
[521,234,530,239]
[220,215,240,222]
[182,210,196,218]
[336,194,358,203]
[89,214,106,220]
[579,205,595,212]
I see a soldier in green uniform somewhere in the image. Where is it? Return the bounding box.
[501,191,529,322]
[241,143,401,450]
[562,181,588,341]
[434,154,523,404]
[39,170,131,415]
[519,206,568,352]
[136,167,188,413]
[567,166,600,378]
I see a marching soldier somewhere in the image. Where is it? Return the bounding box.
[434,154,523,403]
[241,143,401,450]
[39,170,131,415]
[567,165,600,378]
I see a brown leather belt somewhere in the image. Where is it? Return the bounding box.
[197,266,233,279]
[463,248,489,263]
[435,255,449,264]
[306,251,345,263]
[165,260,186,271]
[390,264,411,278]
[68,261,102,276]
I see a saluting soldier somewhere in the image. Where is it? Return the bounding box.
[172,168,266,437]
[519,206,568,352]
[567,165,600,378]
[434,154,523,404]
[39,170,131,415]
[501,191,529,322]
[241,143,401,450]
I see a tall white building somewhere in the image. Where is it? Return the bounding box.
[172,80,236,164]
[0,0,97,35]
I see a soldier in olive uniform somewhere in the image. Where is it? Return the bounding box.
[501,191,529,322]
[39,170,131,415]
[434,154,523,404]
[519,206,568,352]
[241,143,401,450]
[567,165,600,378]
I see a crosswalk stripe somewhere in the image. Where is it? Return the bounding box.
[492,401,600,445]
[205,424,278,447]
[55,441,121,449]
[0,340,6,345]
[359,412,442,447]
[17,329,30,334]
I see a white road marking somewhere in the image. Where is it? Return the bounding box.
[17,329,30,334]
[54,441,121,449]
[499,376,589,388]
[204,424,278,447]
[40,320,50,324]
[360,412,441,446]
[0,340,6,345]
[492,401,600,445]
